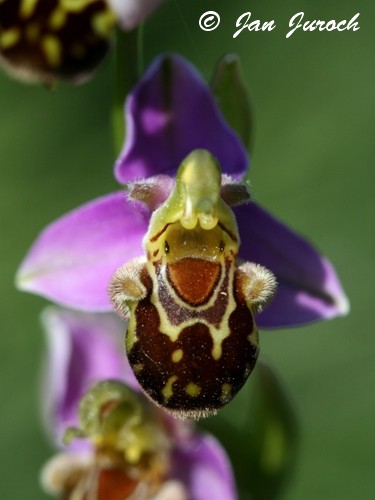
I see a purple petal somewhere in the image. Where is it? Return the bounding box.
[16,192,147,311]
[108,0,165,31]
[171,433,237,500]
[115,55,248,184]
[235,202,349,328]
[41,307,138,449]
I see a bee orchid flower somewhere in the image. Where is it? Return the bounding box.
[40,307,237,500]
[16,54,349,330]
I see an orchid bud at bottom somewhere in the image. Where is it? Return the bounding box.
[41,380,184,500]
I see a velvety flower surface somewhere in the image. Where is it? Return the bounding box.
[40,307,237,499]
[16,55,349,327]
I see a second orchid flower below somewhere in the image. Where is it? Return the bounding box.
[40,308,237,499]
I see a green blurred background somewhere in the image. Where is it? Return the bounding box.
[1,0,374,498]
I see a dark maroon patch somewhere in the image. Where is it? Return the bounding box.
[127,272,258,414]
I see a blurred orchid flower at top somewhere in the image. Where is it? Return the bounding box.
[16,54,349,329]
[0,0,164,84]
[40,307,237,499]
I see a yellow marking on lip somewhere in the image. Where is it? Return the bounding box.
[0,29,21,49]
[91,10,116,38]
[60,0,97,12]
[212,342,223,360]
[221,383,232,402]
[162,375,178,402]
[247,328,259,346]
[49,8,68,30]
[185,382,201,398]
[132,363,144,374]
[172,349,183,363]
[41,35,62,67]
[125,303,138,351]
[20,0,39,18]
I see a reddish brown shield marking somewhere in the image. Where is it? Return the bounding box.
[167,258,221,305]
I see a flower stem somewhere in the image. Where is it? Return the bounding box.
[112,26,143,156]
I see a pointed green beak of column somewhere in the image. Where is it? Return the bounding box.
[176,149,221,230]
